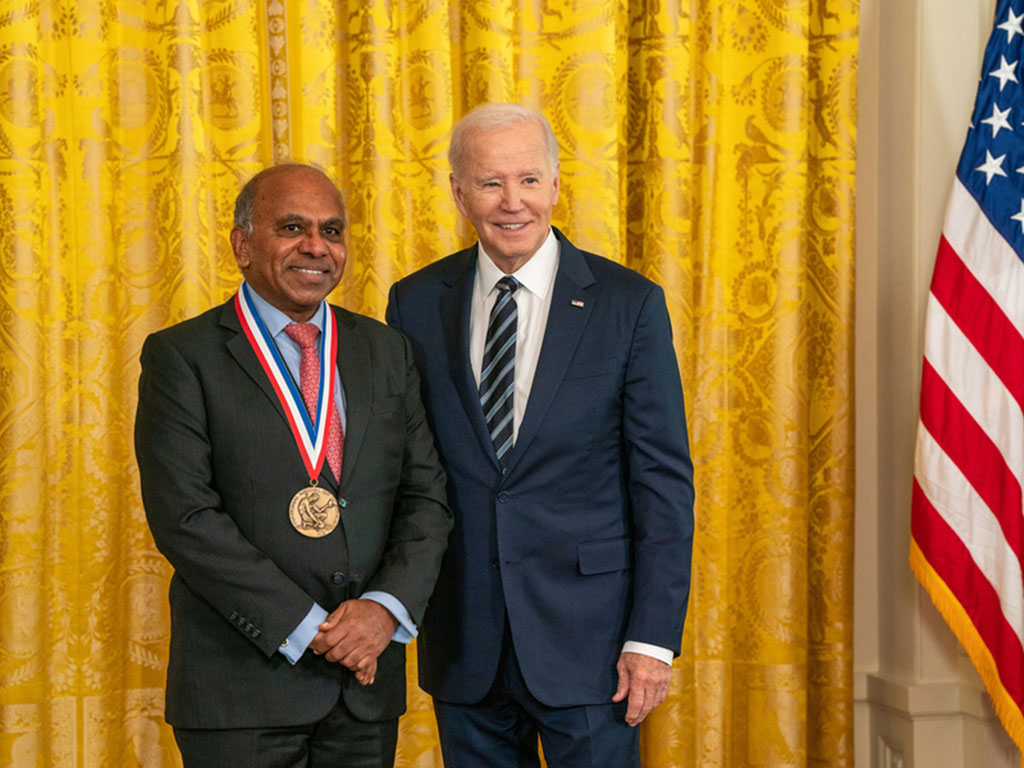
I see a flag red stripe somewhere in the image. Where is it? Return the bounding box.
[919,359,1024,565]
[912,480,1024,708]
[931,236,1024,409]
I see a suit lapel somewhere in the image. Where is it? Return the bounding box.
[440,248,501,467]
[221,301,290,425]
[503,232,595,473]
[333,306,368,491]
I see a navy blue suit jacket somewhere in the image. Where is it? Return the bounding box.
[386,229,694,707]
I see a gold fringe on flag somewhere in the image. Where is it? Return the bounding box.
[910,538,1024,761]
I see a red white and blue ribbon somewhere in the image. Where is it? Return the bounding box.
[233,283,338,482]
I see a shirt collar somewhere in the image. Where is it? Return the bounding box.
[477,228,559,298]
[243,281,327,338]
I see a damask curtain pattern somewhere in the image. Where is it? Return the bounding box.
[0,0,856,766]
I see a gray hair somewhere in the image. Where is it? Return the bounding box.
[449,103,559,181]
[233,163,346,235]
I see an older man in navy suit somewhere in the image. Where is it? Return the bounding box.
[386,104,695,767]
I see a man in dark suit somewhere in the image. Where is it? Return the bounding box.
[135,163,452,768]
[386,104,695,767]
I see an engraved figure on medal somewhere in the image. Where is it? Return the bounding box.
[288,485,340,537]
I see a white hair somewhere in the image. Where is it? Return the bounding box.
[449,103,559,181]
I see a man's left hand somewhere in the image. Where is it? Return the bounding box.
[309,599,397,683]
[611,651,672,727]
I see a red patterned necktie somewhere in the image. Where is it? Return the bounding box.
[284,323,343,482]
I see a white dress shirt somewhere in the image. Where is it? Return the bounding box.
[470,230,559,439]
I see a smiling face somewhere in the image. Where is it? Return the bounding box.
[450,120,560,274]
[230,166,346,321]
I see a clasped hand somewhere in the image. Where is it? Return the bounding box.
[308,599,398,686]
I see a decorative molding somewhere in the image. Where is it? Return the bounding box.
[856,672,997,720]
[879,736,905,768]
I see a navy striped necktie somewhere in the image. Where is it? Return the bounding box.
[480,275,520,465]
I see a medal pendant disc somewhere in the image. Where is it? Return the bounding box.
[288,486,340,538]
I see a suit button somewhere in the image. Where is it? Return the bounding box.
[491,560,499,569]
[501,467,508,476]
[497,492,510,503]
[331,571,345,585]
[229,611,238,622]
[252,629,261,639]
[338,497,348,508]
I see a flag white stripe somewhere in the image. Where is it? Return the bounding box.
[916,425,1024,643]
[923,293,1024,477]
[944,179,1024,330]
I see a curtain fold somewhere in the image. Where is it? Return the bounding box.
[0,1,856,765]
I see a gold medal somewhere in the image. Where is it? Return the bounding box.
[288,485,340,538]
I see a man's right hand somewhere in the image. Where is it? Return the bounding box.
[308,599,396,685]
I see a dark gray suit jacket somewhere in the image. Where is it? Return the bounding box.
[135,297,452,729]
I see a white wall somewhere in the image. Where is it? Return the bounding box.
[855,0,1022,765]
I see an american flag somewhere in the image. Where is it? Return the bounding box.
[911,0,1024,749]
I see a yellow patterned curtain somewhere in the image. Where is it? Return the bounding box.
[0,0,856,765]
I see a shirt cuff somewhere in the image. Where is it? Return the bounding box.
[361,591,417,644]
[278,603,329,665]
[621,641,674,666]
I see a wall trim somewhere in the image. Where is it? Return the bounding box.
[857,671,997,721]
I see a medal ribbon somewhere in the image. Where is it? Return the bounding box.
[234,284,338,482]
